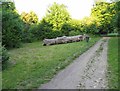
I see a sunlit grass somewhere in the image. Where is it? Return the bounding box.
[107,37,119,89]
[2,37,100,89]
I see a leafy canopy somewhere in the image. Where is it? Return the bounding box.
[21,11,38,25]
[44,2,71,31]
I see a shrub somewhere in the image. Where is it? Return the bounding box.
[51,31,63,38]
[69,30,81,36]
[61,23,72,36]
[0,44,9,70]
[42,31,63,39]
[37,19,54,39]
[22,29,35,43]
[29,24,40,40]
[2,2,24,48]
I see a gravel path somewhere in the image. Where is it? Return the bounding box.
[39,37,109,89]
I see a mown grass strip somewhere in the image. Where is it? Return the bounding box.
[2,37,100,89]
[107,37,119,89]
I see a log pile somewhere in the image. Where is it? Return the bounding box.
[43,35,86,46]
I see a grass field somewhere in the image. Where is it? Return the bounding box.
[2,37,100,89]
[107,37,119,89]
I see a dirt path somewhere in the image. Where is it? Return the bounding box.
[39,37,109,89]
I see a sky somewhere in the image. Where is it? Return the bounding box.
[14,0,94,20]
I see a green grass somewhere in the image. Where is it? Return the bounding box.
[107,33,119,37]
[2,37,100,89]
[107,37,119,89]
[101,33,120,37]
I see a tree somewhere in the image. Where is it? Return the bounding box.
[21,11,39,42]
[21,11,38,25]
[62,19,84,35]
[2,2,24,48]
[110,1,120,33]
[44,2,71,31]
[91,2,115,34]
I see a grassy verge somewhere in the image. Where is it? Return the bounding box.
[107,37,119,89]
[2,37,100,89]
[101,33,120,37]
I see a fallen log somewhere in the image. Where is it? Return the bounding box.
[43,38,56,46]
[56,36,67,44]
[43,34,87,46]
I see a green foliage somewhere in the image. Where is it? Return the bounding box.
[21,11,39,42]
[28,24,40,40]
[61,23,73,36]
[61,19,83,36]
[21,11,38,25]
[43,31,62,39]
[91,2,112,33]
[37,15,65,39]
[87,1,120,34]
[21,24,40,43]
[21,29,35,43]
[44,2,71,31]
[0,44,9,70]
[37,19,54,39]
[2,0,119,48]
[112,1,120,31]
[69,31,81,36]
[107,33,119,37]
[2,2,24,48]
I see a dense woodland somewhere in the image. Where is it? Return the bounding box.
[1,1,120,66]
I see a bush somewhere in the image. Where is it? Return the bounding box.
[2,46,9,64]
[2,2,24,48]
[69,31,81,36]
[0,44,9,70]
[22,29,35,43]
[37,19,54,39]
[29,24,40,40]
[61,23,72,36]
[42,31,63,39]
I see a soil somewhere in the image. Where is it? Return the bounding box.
[39,37,109,89]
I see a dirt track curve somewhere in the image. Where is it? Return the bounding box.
[39,37,109,89]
